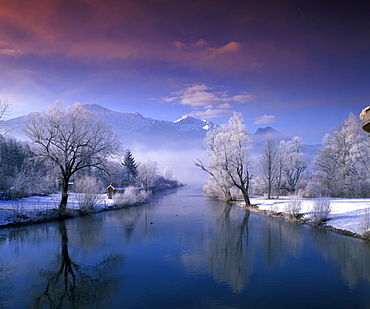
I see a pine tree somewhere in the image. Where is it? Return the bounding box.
[122,149,138,182]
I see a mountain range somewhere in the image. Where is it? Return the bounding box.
[4,104,288,151]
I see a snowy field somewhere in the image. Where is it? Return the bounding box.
[0,193,113,227]
[250,196,370,237]
[0,192,370,239]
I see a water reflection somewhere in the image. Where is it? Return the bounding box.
[311,230,370,289]
[262,216,303,270]
[206,203,251,292]
[0,186,369,308]
[204,200,370,294]
[0,218,125,308]
[34,221,125,308]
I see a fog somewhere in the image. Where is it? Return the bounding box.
[131,144,208,186]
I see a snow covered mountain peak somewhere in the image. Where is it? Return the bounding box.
[172,115,216,133]
[174,115,188,123]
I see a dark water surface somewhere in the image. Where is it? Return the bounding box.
[0,185,370,308]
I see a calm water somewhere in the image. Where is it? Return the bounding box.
[0,185,370,308]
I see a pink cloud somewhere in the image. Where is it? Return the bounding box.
[187,109,232,119]
[164,84,256,119]
[212,41,241,55]
[254,115,279,124]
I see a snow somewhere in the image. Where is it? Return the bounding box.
[174,115,188,123]
[0,193,113,227]
[250,196,370,236]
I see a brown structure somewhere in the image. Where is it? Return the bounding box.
[107,183,143,199]
[360,106,370,133]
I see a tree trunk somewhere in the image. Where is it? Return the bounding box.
[59,178,70,213]
[241,188,251,207]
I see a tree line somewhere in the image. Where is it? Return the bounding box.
[196,112,370,205]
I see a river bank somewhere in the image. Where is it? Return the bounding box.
[0,193,127,227]
[2,191,370,241]
[247,196,370,240]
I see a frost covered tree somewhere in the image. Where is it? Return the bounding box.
[195,112,253,206]
[314,113,370,197]
[0,99,9,136]
[122,149,138,182]
[137,160,158,190]
[280,136,307,194]
[260,135,281,199]
[24,102,119,212]
[74,175,104,213]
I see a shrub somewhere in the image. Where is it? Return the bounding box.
[359,207,370,239]
[284,195,302,219]
[310,199,331,226]
[10,202,28,223]
[113,187,151,207]
[74,176,104,213]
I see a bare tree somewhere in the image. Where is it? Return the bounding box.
[260,135,280,199]
[24,102,119,212]
[196,112,253,207]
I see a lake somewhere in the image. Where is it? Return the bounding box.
[0,185,369,308]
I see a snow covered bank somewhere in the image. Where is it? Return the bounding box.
[0,193,119,227]
[249,196,370,240]
[0,183,184,227]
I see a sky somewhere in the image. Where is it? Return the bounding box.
[0,0,370,144]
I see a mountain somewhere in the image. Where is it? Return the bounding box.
[252,126,287,144]
[84,104,217,149]
[3,104,217,150]
[251,125,320,160]
[3,104,298,154]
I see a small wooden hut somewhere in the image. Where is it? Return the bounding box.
[107,183,143,199]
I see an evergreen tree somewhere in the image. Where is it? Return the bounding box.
[122,149,138,182]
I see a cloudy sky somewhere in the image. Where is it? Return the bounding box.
[1,0,369,144]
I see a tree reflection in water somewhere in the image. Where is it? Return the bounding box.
[205,201,370,294]
[311,229,370,289]
[206,203,251,292]
[262,216,303,270]
[34,221,125,309]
